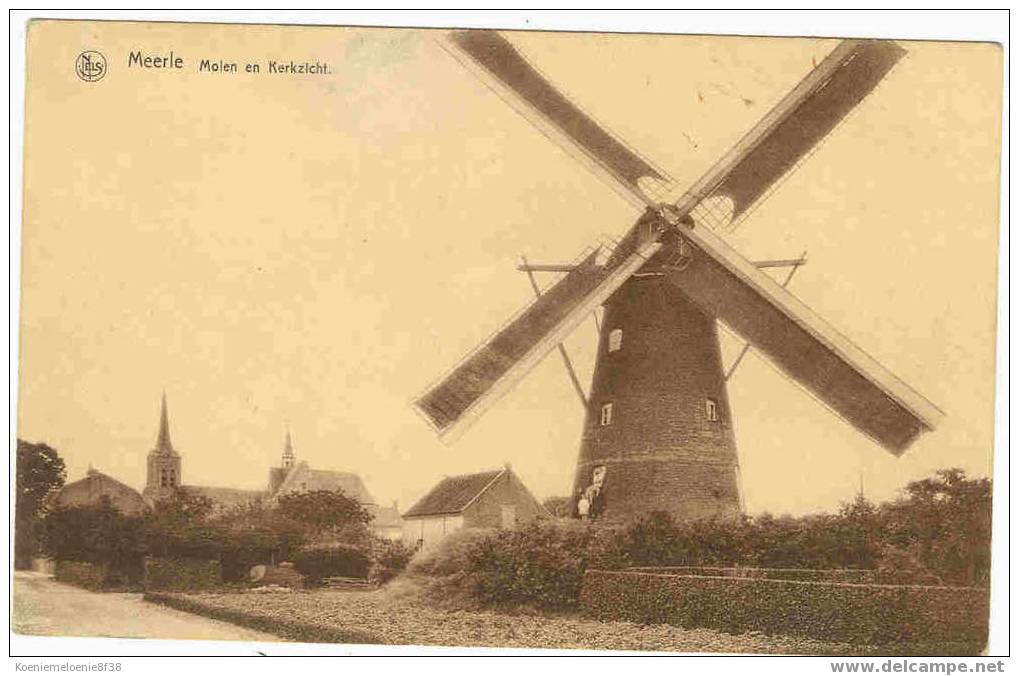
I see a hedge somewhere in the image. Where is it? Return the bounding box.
[54,560,108,590]
[145,592,381,644]
[626,566,925,586]
[579,570,989,647]
[144,557,222,591]
[292,544,370,582]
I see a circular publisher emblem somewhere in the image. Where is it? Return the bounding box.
[75,51,107,82]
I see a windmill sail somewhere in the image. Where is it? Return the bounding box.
[655,38,939,453]
[427,31,938,453]
[443,30,676,207]
[660,226,943,454]
[678,39,906,228]
[416,219,662,441]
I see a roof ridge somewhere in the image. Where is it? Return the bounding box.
[403,467,508,518]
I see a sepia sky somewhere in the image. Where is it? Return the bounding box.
[18,21,1002,515]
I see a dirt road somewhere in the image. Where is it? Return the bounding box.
[12,571,278,643]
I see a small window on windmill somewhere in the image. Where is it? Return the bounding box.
[600,403,613,426]
[705,398,720,422]
[608,328,623,353]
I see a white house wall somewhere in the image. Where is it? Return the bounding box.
[404,514,464,549]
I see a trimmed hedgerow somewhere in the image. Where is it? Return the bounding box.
[144,556,221,591]
[293,544,370,583]
[625,566,922,586]
[54,560,107,590]
[579,570,989,647]
[144,592,381,645]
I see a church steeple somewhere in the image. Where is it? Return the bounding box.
[282,427,295,469]
[155,391,177,455]
[144,391,181,502]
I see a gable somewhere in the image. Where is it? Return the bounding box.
[464,470,544,516]
[54,471,147,515]
[272,461,376,504]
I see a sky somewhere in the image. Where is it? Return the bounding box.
[18,21,1002,516]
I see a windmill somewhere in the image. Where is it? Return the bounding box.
[414,31,944,523]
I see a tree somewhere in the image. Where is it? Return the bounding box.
[15,439,66,568]
[880,468,992,585]
[40,497,146,579]
[149,487,215,528]
[275,489,373,544]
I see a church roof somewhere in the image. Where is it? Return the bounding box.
[271,461,376,505]
[403,468,505,518]
[182,484,265,508]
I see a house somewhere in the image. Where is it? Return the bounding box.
[52,468,148,516]
[402,464,546,548]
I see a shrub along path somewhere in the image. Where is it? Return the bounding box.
[143,586,967,654]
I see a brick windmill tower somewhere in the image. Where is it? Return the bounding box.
[415,32,943,523]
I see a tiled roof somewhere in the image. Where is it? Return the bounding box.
[403,469,504,518]
[53,470,148,515]
[271,462,376,505]
[182,485,265,508]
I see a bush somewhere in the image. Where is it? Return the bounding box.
[598,474,992,588]
[369,538,417,585]
[144,556,221,591]
[465,521,605,610]
[405,522,618,611]
[579,570,990,648]
[54,560,108,590]
[407,528,494,578]
[293,543,370,582]
[42,500,146,567]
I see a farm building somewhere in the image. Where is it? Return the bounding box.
[52,468,148,516]
[402,465,546,548]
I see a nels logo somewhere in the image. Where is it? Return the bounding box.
[75,51,106,82]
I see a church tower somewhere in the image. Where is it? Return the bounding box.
[268,427,296,495]
[143,392,181,503]
[282,428,296,469]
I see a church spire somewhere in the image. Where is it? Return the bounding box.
[282,426,295,469]
[155,391,176,455]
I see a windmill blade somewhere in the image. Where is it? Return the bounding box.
[415,217,662,442]
[443,30,676,207]
[676,39,906,228]
[660,227,943,455]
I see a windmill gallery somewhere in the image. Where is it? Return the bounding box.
[413,32,944,525]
